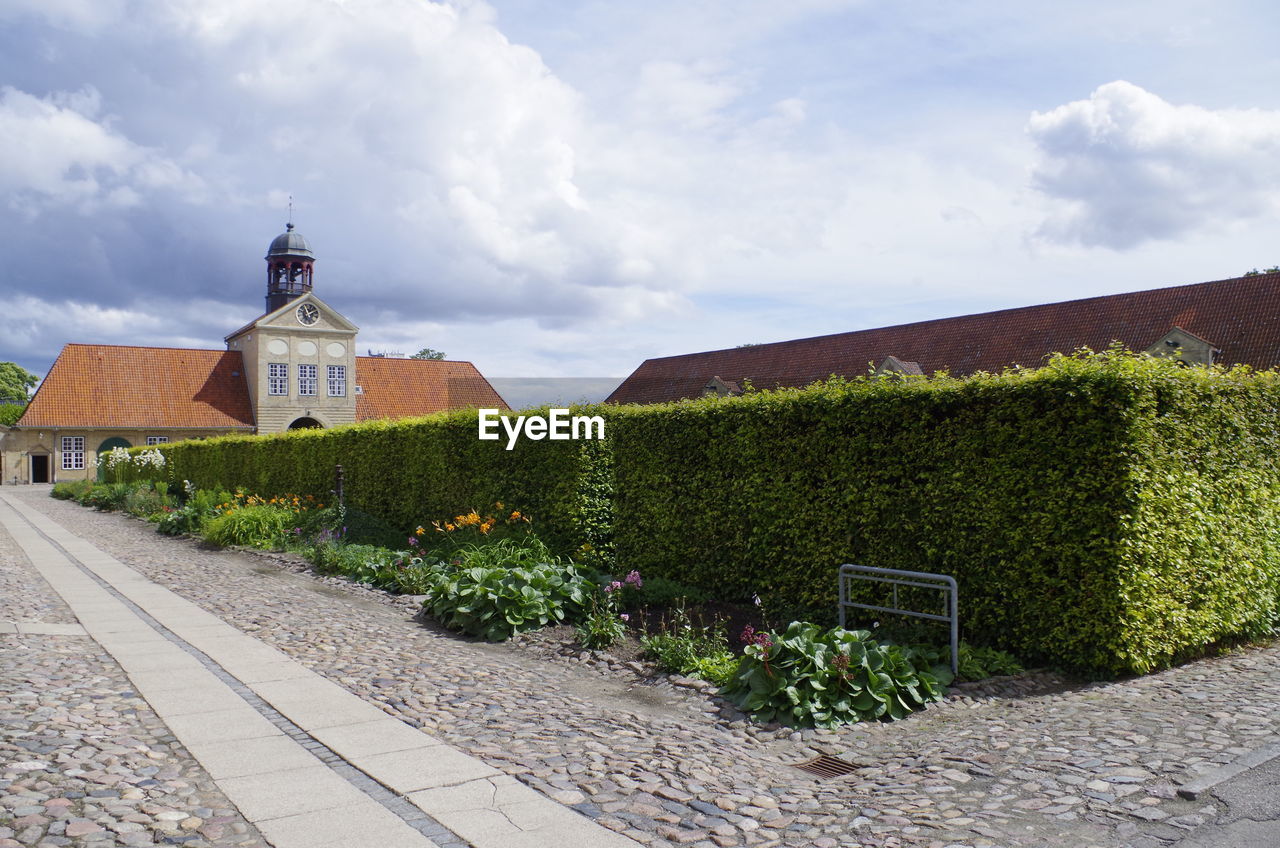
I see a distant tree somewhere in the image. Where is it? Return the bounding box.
[411,348,447,360]
[0,362,37,403]
[1243,266,1280,277]
[0,403,24,426]
[735,343,761,348]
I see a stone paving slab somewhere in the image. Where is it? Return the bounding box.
[250,676,394,730]
[162,706,287,747]
[0,620,87,636]
[255,801,436,848]
[359,746,499,793]
[311,717,448,759]
[183,734,327,780]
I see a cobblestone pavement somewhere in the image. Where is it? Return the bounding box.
[0,519,76,625]
[8,487,1280,848]
[0,519,268,847]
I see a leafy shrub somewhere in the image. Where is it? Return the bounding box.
[898,641,1024,682]
[686,653,741,686]
[958,644,1024,679]
[82,482,134,511]
[639,604,735,678]
[720,622,947,727]
[0,403,25,427]
[201,504,294,549]
[309,541,409,589]
[156,488,230,536]
[123,485,174,519]
[419,539,593,641]
[575,597,629,650]
[421,504,535,557]
[626,575,708,610]
[340,507,404,550]
[574,569,644,649]
[51,480,93,501]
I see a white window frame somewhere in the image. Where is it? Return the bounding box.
[327,365,346,397]
[268,362,288,396]
[146,436,169,445]
[298,364,317,396]
[61,436,85,470]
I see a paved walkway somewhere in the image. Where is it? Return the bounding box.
[3,485,1280,848]
[0,491,638,848]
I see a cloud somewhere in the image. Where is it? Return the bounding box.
[1029,81,1280,249]
[0,0,868,340]
[0,86,203,214]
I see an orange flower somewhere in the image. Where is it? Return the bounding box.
[415,525,426,536]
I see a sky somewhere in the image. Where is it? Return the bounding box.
[3,0,1280,394]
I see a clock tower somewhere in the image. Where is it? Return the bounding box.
[224,225,359,434]
[265,223,315,313]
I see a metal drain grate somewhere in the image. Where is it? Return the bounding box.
[793,754,859,779]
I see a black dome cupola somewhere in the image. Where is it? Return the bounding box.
[265,223,315,312]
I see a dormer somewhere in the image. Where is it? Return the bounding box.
[1144,327,1218,367]
[875,356,925,377]
[703,376,742,397]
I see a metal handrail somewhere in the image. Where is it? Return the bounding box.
[838,564,959,676]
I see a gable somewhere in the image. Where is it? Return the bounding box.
[225,293,358,342]
[1144,326,1218,366]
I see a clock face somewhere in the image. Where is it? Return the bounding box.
[296,303,320,326]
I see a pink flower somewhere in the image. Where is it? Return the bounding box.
[624,570,643,587]
[620,614,630,622]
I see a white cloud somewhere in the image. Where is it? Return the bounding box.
[0,86,203,214]
[1029,81,1280,249]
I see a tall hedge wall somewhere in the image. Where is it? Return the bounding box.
[129,408,609,557]
[127,352,1280,675]
[607,353,1280,676]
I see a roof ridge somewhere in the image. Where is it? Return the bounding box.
[637,273,1276,364]
[63,342,227,354]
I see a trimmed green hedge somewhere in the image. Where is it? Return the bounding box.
[608,352,1280,676]
[125,352,1280,675]
[124,408,608,558]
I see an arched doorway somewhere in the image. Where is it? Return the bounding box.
[288,417,323,430]
[96,436,132,481]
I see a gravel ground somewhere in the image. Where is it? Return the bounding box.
[9,487,1280,848]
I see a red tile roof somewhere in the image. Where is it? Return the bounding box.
[608,273,1280,404]
[354,357,507,420]
[18,344,255,429]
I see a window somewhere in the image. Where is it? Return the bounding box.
[298,364,317,396]
[268,363,288,396]
[146,436,169,445]
[327,365,346,397]
[61,436,84,470]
